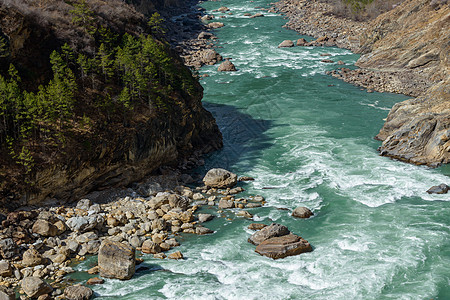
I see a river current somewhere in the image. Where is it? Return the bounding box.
[80,0,450,299]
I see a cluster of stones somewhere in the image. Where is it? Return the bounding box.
[176,4,269,73]
[272,0,364,52]
[0,168,265,299]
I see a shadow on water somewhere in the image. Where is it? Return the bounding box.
[196,102,274,174]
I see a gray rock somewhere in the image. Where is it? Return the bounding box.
[0,260,12,277]
[197,214,214,223]
[426,183,449,194]
[66,240,80,253]
[203,168,238,188]
[248,223,290,246]
[0,238,17,259]
[64,285,93,300]
[22,249,47,267]
[98,240,135,280]
[129,236,143,248]
[76,199,92,211]
[292,207,314,219]
[0,286,15,300]
[21,276,53,298]
[168,195,190,210]
[75,232,98,244]
[66,217,89,232]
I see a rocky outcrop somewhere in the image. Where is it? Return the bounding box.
[376,78,450,166]
[248,223,312,259]
[248,223,290,246]
[255,233,312,259]
[98,240,135,280]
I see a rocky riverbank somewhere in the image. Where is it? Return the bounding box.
[273,0,450,167]
[0,167,313,299]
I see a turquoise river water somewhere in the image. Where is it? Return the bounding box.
[76,0,450,299]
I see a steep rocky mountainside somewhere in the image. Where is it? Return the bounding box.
[0,0,222,210]
[363,0,449,166]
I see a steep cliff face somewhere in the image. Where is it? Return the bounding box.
[376,78,450,166]
[356,0,449,96]
[0,0,222,210]
[364,0,449,166]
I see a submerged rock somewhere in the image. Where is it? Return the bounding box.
[255,233,312,259]
[203,168,238,188]
[98,240,135,280]
[292,207,313,219]
[248,223,290,245]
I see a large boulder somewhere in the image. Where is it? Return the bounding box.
[292,207,313,219]
[248,223,289,245]
[203,168,237,188]
[278,40,294,48]
[22,249,47,267]
[32,219,58,237]
[64,285,93,300]
[255,233,312,259]
[217,60,237,72]
[21,277,53,298]
[98,240,135,280]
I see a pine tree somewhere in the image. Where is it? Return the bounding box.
[0,36,9,59]
[70,0,97,35]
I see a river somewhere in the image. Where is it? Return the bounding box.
[80,0,450,298]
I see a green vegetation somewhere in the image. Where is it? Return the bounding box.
[343,0,373,12]
[0,4,197,174]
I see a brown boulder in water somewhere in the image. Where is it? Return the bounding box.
[255,233,312,259]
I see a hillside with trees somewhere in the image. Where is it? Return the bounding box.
[0,0,222,210]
